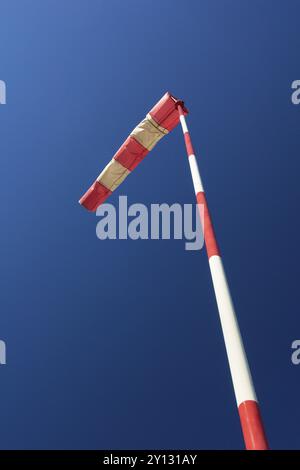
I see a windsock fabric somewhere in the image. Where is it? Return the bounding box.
[79,92,188,211]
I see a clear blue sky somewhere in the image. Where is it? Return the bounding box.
[0,0,299,449]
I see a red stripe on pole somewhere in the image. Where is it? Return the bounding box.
[196,191,220,258]
[238,400,269,450]
[184,132,195,157]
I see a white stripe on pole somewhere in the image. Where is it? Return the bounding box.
[209,255,257,405]
[179,114,188,133]
[188,155,205,193]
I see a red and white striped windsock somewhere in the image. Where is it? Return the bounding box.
[177,103,269,450]
[79,92,268,449]
[79,92,188,211]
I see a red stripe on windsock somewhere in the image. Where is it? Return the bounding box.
[149,92,188,131]
[196,191,220,258]
[238,400,269,450]
[79,181,112,212]
[114,136,149,171]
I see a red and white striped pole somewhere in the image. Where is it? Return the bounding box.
[177,104,269,450]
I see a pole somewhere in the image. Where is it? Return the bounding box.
[177,104,268,450]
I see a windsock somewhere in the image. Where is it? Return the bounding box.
[79,92,188,211]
